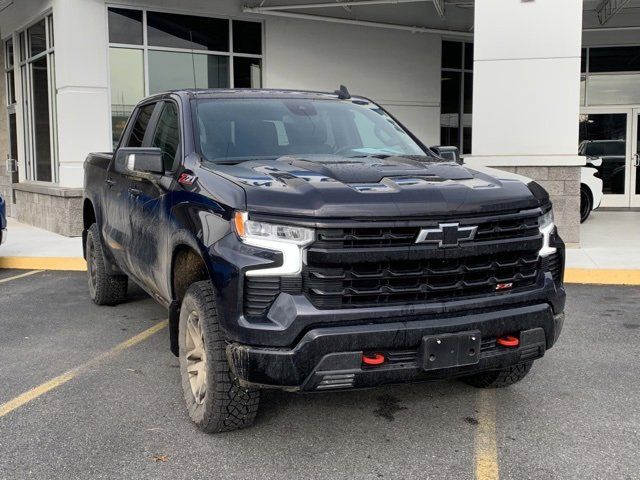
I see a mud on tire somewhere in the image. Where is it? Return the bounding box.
[462,361,534,388]
[86,223,128,306]
[179,280,260,433]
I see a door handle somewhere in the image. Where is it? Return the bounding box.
[128,186,142,197]
[634,153,640,167]
[105,178,115,187]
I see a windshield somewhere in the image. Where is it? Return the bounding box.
[193,97,427,163]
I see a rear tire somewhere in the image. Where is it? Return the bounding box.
[86,223,128,306]
[580,185,593,223]
[462,361,533,388]
[179,280,260,433]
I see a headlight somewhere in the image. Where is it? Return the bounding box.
[538,210,554,230]
[538,209,556,257]
[234,212,314,276]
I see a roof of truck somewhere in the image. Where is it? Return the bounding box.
[148,88,372,103]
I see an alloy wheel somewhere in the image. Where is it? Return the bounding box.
[185,311,207,404]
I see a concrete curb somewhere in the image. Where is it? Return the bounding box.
[2,257,640,285]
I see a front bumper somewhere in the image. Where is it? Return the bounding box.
[227,303,564,392]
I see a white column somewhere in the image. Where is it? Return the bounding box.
[465,0,584,168]
[53,0,111,188]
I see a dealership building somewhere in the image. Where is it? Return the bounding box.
[0,0,639,243]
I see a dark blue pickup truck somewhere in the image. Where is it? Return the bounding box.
[83,88,565,433]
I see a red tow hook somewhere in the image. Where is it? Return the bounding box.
[362,353,385,366]
[497,335,520,348]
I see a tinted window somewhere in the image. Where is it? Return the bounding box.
[108,8,143,45]
[464,42,473,70]
[29,20,46,57]
[147,12,229,51]
[232,21,262,54]
[442,41,462,69]
[5,38,13,68]
[151,102,180,171]
[148,51,229,93]
[233,57,261,88]
[588,46,640,72]
[126,103,156,148]
[195,98,426,162]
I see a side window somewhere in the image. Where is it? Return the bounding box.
[126,103,156,148]
[151,102,180,172]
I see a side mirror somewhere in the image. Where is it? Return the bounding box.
[114,147,164,176]
[586,156,603,167]
[431,145,462,165]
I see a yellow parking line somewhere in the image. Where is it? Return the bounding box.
[475,389,499,480]
[0,320,168,419]
[0,270,43,284]
[564,268,640,285]
[0,257,86,271]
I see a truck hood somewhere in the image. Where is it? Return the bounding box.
[202,155,540,218]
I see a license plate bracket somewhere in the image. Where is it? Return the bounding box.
[420,330,481,371]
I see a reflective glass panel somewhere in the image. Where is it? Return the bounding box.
[578,113,627,195]
[147,12,229,51]
[587,74,640,105]
[636,114,640,195]
[148,51,229,94]
[29,20,46,57]
[442,41,462,69]
[109,48,145,147]
[5,38,13,68]
[108,8,143,45]
[233,57,261,88]
[233,20,262,55]
[588,46,640,73]
[32,56,51,182]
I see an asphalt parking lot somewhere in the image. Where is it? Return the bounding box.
[1,269,639,480]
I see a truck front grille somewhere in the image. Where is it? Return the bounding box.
[313,211,540,249]
[303,251,540,309]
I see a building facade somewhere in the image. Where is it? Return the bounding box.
[0,0,639,244]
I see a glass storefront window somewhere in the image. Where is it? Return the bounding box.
[233,57,261,88]
[586,73,640,106]
[233,21,262,55]
[588,46,640,73]
[28,20,46,57]
[32,56,52,182]
[147,12,229,51]
[17,14,57,182]
[108,8,143,45]
[107,8,263,144]
[578,113,627,195]
[148,51,229,93]
[440,41,473,154]
[109,48,145,146]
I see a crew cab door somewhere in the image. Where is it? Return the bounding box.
[126,100,181,300]
[104,102,158,270]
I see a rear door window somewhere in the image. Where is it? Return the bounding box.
[151,102,180,172]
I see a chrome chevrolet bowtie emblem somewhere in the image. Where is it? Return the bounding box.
[416,223,478,248]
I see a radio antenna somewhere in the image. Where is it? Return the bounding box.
[189,31,202,164]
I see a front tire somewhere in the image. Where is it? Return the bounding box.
[462,361,533,388]
[179,281,260,433]
[86,223,128,306]
[580,185,593,223]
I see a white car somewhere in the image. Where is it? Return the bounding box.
[580,161,603,223]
